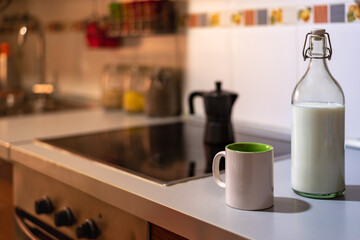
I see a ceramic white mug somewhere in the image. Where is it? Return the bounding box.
[212,142,274,210]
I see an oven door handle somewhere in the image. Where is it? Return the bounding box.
[15,208,72,240]
[14,211,38,240]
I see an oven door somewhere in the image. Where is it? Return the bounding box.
[15,207,72,240]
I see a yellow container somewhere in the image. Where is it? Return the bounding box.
[123,90,144,112]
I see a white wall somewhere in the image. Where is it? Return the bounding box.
[1,0,360,139]
[185,0,360,139]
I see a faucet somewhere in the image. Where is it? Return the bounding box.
[17,13,54,111]
[17,13,47,86]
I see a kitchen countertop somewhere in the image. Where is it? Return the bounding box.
[2,109,360,240]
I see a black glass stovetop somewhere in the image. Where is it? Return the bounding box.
[38,120,290,186]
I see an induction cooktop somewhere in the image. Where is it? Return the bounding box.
[38,120,290,186]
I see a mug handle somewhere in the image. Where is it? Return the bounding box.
[212,151,226,188]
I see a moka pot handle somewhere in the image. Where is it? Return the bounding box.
[188,91,204,114]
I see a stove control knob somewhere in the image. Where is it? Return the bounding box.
[76,219,101,239]
[54,208,76,226]
[35,196,54,214]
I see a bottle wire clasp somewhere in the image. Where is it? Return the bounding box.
[302,31,333,61]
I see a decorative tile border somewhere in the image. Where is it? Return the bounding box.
[1,2,359,34]
[186,2,360,28]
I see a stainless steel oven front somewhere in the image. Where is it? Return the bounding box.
[13,163,148,240]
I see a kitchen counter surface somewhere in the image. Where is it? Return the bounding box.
[3,109,360,240]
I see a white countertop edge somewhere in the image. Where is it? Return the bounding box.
[5,109,360,239]
[13,141,360,240]
[10,136,360,240]
[10,143,250,240]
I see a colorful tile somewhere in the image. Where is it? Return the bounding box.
[314,5,328,23]
[209,13,220,27]
[298,7,312,23]
[244,10,255,26]
[231,11,243,26]
[269,8,283,25]
[330,4,345,23]
[189,14,198,27]
[198,13,208,27]
[346,3,360,22]
[257,9,267,25]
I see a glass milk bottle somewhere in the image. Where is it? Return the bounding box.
[291,29,345,199]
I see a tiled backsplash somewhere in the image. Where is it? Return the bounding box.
[187,2,360,27]
[2,2,359,33]
[1,0,360,139]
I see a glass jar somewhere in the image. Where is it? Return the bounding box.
[123,65,149,113]
[291,29,345,199]
[101,64,128,109]
[145,67,180,117]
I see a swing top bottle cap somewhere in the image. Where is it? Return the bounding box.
[311,29,326,36]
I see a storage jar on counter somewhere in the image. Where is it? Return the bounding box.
[101,64,129,109]
[123,65,150,113]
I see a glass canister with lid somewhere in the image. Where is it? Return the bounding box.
[101,64,129,109]
[123,65,150,113]
[145,67,180,117]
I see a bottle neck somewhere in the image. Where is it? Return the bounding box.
[308,58,329,71]
[293,30,344,105]
[309,35,327,58]
[307,35,331,76]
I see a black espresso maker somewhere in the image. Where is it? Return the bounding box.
[189,81,238,171]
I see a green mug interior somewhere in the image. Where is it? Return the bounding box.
[226,142,273,153]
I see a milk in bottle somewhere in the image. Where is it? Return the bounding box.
[291,29,345,199]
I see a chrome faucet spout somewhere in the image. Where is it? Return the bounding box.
[17,14,46,84]
[17,25,28,46]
